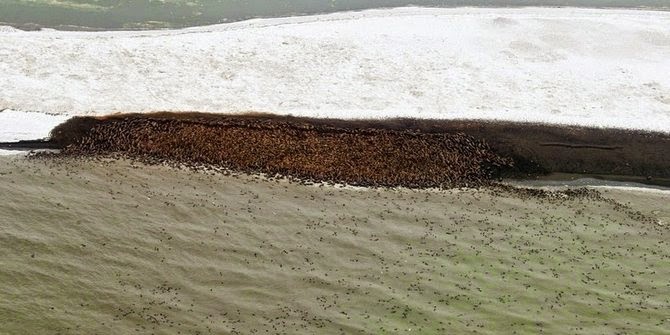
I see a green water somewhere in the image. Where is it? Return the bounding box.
[0,0,668,30]
[1,157,668,334]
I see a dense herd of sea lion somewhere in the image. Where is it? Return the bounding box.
[47,114,514,188]
[39,112,670,189]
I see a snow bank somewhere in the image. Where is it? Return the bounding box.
[0,110,68,142]
[1,7,669,132]
[0,110,69,155]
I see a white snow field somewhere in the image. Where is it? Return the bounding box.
[1,7,669,132]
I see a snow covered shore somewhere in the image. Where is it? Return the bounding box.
[0,110,68,155]
[1,7,669,132]
[0,110,68,142]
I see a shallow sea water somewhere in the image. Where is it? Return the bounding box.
[0,156,668,334]
[1,0,668,30]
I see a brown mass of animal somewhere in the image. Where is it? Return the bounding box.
[47,112,670,188]
[48,113,514,188]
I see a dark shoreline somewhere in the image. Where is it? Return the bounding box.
[2,4,668,32]
[4,112,669,188]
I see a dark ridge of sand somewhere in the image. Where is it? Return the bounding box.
[0,139,60,151]
[34,112,670,188]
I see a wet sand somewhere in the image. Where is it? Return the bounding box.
[0,156,668,334]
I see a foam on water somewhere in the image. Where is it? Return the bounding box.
[0,25,20,33]
[1,7,669,132]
